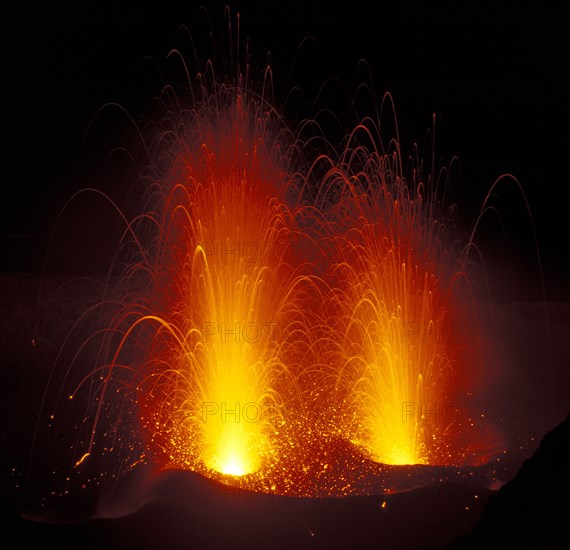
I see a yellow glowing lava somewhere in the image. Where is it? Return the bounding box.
[340,246,449,465]
[325,131,456,466]
[202,422,263,476]
[140,96,305,478]
[188,176,287,475]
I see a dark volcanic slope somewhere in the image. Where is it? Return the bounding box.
[449,413,570,549]
[5,474,489,550]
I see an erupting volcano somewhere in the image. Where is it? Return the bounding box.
[62,83,497,499]
[5,5,568,549]
[26,17,507,505]
[320,120,459,466]
[93,81,493,495]
[111,91,312,482]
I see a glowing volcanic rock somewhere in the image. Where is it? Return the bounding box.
[77,86,494,497]
[333,236,453,465]
[321,123,458,466]
[138,92,306,478]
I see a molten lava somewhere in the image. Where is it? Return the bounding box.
[62,73,498,500]
[320,127,459,466]
[138,93,306,479]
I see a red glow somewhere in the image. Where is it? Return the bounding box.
[69,73,501,498]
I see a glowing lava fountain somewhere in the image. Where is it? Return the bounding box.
[57,69,497,499]
[318,114,460,466]
[130,90,309,479]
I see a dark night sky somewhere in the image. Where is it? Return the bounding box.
[2,1,569,299]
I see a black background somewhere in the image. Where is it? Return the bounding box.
[2,1,569,299]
